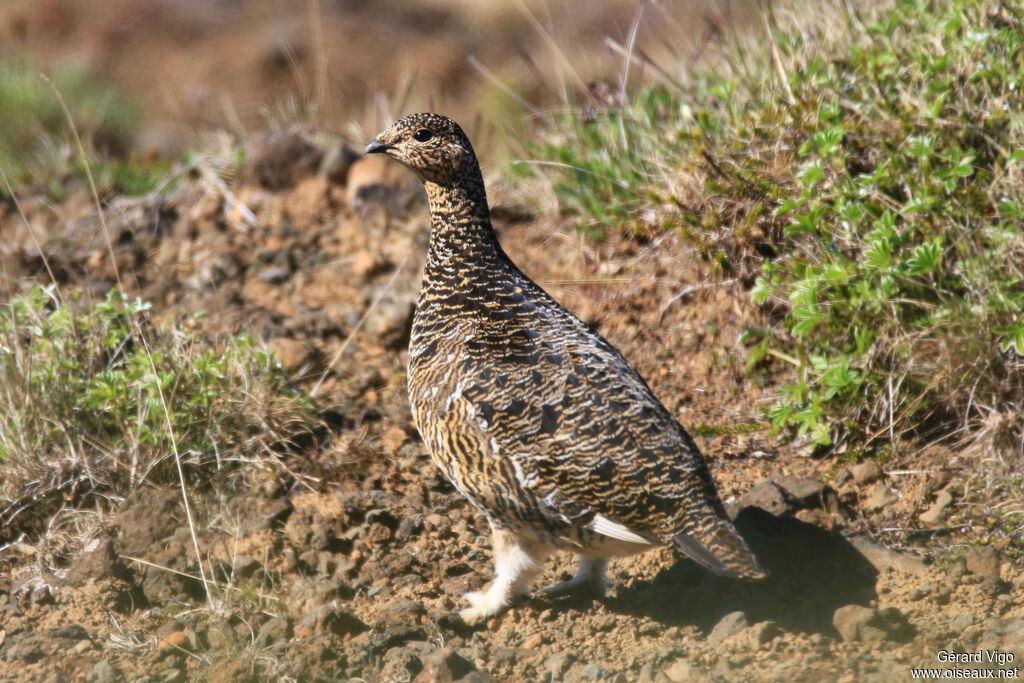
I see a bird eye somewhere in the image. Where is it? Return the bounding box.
[413,129,433,142]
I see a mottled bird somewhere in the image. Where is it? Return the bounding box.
[366,113,765,623]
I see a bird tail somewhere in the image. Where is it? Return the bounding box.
[672,516,767,580]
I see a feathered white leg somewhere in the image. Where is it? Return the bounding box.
[536,556,608,597]
[460,525,548,623]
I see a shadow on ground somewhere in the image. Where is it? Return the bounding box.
[589,508,879,636]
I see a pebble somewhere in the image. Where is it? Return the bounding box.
[774,475,826,506]
[832,605,888,643]
[266,337,312,374]
[865,482,899,511]
[919,489,954,525]
[708,611,749,645]
[545,652,576,677]
[736,481,792,516]
[87,659,122,683]
[851,461,883,485]
[157,631,187,649]
[522,633,545,650]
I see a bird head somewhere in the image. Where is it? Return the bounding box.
[365,113,478,185]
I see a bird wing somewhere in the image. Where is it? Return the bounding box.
[456,291,724,545]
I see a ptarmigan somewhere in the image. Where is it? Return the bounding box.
[366,113,765,623]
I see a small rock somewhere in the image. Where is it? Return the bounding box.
[851,461,883,485]
[832,605,910,643]
[423,647,476,682]
[749,620,782,645]
[833,605,886,642]
[847,535,928,575]
[665,659,702,682]
[266,337,312,374]
[3,625,90,663]
[865,482,899,511]
[919,489,954,525]
[736,481,792,517]
[87,658,124,683]
[833,467,853,487]
[158,631,187,649]
[255,616,292,648]
[63,537,131,586]
[295,605,367,639]
[908,586,930,601]
[981,615,1024,650]
[382,645,426,681]
[964,546,1001,577]
[545,652,576,677]
[774,476,826,507]
[581,662,608,680]
[256,266,290,284]
[521,633,544,650]
[708,611,749,645]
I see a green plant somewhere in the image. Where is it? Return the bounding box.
[525,0,1024,458]
[0,286,322,538]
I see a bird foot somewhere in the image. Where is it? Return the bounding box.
[457,588,511,624]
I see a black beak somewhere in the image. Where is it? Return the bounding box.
[364,140,392,155]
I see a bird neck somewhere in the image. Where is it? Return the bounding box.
[422,171,504,271]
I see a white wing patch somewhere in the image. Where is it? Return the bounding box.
[587,514,655,545]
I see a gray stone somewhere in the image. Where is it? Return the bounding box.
[424,648,476,682]
[851,461,883,485]
[545,652,576,677]
[737,481,792,516]
[833,467,853,486]
[774,476,827,507]
[708,611,749,645]
[848,536,928,575]
[664,659,704,683]
[832,605,887,642]
[87,659,124,683]
[254,616,292,648]
[865,482,899,511]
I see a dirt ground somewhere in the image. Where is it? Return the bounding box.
[0,128,1021,682]
[0,0,1022,680]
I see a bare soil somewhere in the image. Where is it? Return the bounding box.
[0,132,1021,682]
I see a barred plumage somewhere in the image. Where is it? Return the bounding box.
[366,113,765,623]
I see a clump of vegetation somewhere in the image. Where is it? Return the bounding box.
[524,0,1024,462]
[0,286,322,539]
[0,58,166,196]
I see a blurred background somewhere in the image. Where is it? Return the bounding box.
[0,0,760,169]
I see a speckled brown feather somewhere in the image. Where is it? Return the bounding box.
[367,113,765,590]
